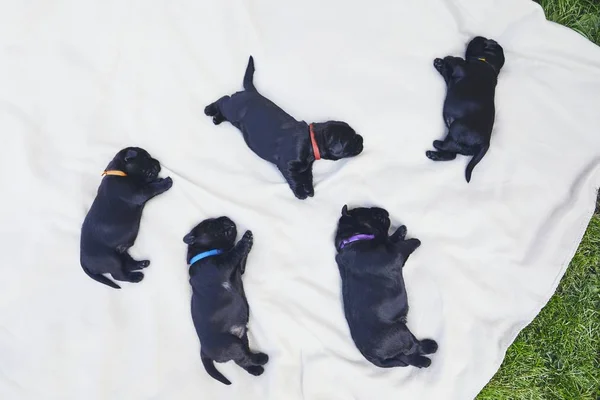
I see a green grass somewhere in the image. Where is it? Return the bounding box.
[478,2,600,398]
[539,0,600,44]
[478,216,600,399]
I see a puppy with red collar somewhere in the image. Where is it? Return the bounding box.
[205,56,364,199]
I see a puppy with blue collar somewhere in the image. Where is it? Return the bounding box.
[184,217,268,385]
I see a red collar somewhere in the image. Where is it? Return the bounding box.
[309,124,321,160]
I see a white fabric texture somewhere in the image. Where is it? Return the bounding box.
[1,0,599,399]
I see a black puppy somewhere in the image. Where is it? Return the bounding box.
[426,36,505,182]
[184,217,268,385]
[80,147,172,289]
[204,56,364,199]
[334,205,438,368]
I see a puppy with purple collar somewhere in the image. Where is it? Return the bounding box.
[334,205,438,368]
[184,217,268,385]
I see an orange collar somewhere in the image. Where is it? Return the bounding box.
[102,170,127,177]
[309,124,321,161]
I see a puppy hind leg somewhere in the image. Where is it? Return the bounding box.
[230,342,266,376]
[96,253,142,283]
[122,252,150,271]
[204,96,230,125]
[111,260,144,283]
[241,333,269,365]
[114,270,144,283]
[204,99,220,116]
[433,139,462,153]
[426,150,456,161]
[407,354,432,368]
[374,355,409,368]
[418,339,438,355]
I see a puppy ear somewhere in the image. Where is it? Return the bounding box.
[124,149,138,162]
[183,233,195,245]
[342,205,349,216]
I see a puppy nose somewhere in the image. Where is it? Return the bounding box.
[355,137,364,154]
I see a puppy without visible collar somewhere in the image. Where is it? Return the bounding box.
[427,36,505,182]
[184,217,268,385]
[205,56,364,199]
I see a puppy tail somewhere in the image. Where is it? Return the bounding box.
[465,144,489,183]
[243,56,256,92]
[201,351,231,385]
[81,265,121,289]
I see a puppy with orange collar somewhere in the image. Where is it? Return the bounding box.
[80,147,172,288]
[205,56,364,199]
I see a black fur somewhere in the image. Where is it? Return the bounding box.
[205,56,364,199]
[334,205,438,368]
[184,217,268,385]
[426,36,505,182]
[80,147,172,289]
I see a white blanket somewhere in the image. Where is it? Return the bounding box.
[1,0,600,399]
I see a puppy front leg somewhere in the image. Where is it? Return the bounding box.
[433,56,464,84]
[400,238,421,258]
[226,230,254,266]
[390,225,407,243]
[299,168,315,198]
[279,161,312,200]
[131,177,173,205]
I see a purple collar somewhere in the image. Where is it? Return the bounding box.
[339,234,375,249]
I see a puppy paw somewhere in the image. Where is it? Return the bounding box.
[432,140,445,150]
[405,238,421,249]
[433,58,445,72]
[305,184,315,198]
[391,225,407,242]
[212,115,224,125]
[412,355,432,368]
[204,104,216,116]
[419,339,438,355]
[426,150,439,161]
[246,366,264,376]
[240,230,254,249]
[128,271,144,283]
[292,188,309,200]
[155,177,173,191]
[254,353,269,365]
[138,260,150,269]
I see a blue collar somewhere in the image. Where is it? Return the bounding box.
[189,249,223,266]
